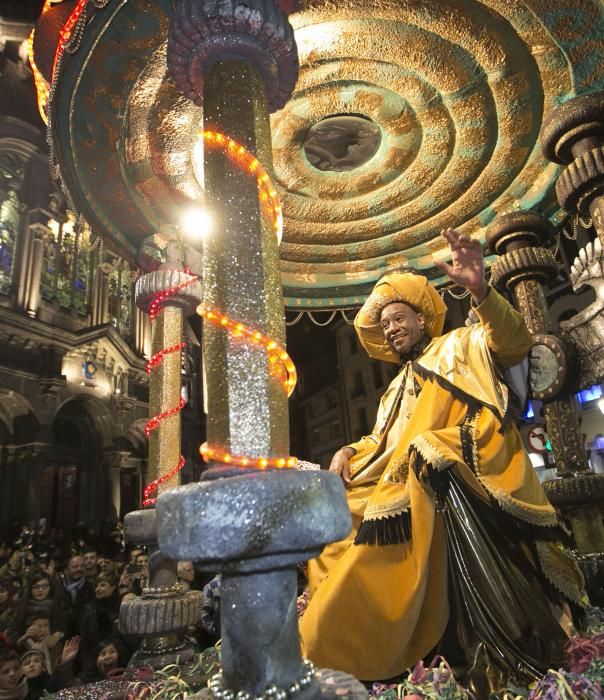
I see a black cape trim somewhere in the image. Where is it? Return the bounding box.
[411,362,514,432]
[354,511,412,546]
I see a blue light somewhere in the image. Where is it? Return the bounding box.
[522,401,534,420]
[576,385,603,404]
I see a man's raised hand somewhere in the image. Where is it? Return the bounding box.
[434,228,488,303]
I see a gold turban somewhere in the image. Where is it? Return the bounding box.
[354,273,447,363]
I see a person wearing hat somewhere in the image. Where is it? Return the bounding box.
[300,228,585,693]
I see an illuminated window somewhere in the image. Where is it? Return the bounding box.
[0,153,25,296]
[73,223,92,314]
[108,258,133,337]
[41,213,92,314]
[56,215,75,308]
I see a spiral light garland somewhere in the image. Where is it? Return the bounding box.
[142,273,199,507]
[199,130,283,244]
[144,133,296,502]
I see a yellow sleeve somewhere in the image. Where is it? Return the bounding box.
[345,433,380,456]
[473,286,533,368]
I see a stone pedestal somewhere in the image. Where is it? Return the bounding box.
[157,468,367,699]
[120,509,202,668]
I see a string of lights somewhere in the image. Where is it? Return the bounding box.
[199,130,283,243]
[142,272,200,507]
[28,0,90,124]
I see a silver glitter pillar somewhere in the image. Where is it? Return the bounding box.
[201,60,289,461]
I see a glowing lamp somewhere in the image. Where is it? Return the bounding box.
[181,206,213,240]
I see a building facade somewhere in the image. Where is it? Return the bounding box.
[0,9,169,536]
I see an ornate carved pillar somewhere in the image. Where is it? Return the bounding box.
[487,211,588,475]
[15,208,48,316]
[539,92,604,604]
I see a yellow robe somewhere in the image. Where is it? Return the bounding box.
[300,288,584,681]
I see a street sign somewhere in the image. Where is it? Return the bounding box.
[528,426,549,453]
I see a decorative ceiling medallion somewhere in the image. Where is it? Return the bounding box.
[303,115,381,172]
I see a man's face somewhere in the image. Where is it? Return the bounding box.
[135,554,148,571]
[178,561,194,582]
[0,659,20,690]
[83,551,98,572]
[66,556,85,581]
[380,302,425,356]
[129,548,142,565]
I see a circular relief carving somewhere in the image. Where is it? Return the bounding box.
[529,334,569,401]
[303,115,382,172]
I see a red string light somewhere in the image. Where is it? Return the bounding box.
[146,342,186,374]
[142,272,200,507]
[29,0,89,124]
[143,456,185,507]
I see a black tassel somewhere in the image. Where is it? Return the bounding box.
[354,511,412,546]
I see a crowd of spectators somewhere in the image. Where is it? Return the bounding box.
[0,522,221,699]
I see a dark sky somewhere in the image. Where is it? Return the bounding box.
[0,1,45,21]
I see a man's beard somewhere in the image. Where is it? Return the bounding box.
[398,332,430,363]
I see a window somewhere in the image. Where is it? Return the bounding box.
[351,370,365,398]
[107,257,133,337]
[348,333,357,356]
[326,391,337,410]
[0,153,25,296]
[357,408,369,436]
[41,213,92,314]
[371,362,382,389]
[330,419,340,439]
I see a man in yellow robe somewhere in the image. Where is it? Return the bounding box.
[300,229,585,691]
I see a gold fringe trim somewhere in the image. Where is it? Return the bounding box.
[411,433,449,470]
[364,486,410,521]
[535,540,586,606]
[478,478,559,527]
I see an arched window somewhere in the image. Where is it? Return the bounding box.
[73,222,92,314]
[41,212,93,314]
[0,153,25,296]
[107,257,133,338]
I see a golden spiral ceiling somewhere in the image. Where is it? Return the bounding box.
[273,0,604,307]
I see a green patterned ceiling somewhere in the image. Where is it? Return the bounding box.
[40,0,604,308]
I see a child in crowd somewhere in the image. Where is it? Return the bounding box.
[20,636,79,700]
[0,650,27,700]
[16,612,63,674]
[78,638,127,683]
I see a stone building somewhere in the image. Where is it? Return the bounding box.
[0,6,206,535]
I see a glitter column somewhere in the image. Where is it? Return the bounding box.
[147,305,183,494]
[201,60,289,463]
[120,269,203,669]
[159,4,361,698]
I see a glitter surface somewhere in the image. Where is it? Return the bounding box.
[149,304,184,492]
[202,60,290,461]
